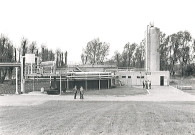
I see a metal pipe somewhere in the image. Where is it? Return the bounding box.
[15,67,19,94]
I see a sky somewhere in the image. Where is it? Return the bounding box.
[0,0,195,64]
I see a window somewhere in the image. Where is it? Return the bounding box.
[137,76,140,78]
[128,76,131,78]
[141,76,144,78]
[122,76,126,78]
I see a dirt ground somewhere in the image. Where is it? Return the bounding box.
[0,101,195,135]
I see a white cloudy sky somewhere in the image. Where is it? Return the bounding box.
[0,0,195,64]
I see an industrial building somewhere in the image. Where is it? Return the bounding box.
[2,24,170,95]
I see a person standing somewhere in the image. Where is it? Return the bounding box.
[145,80,148,89]
[149,81,151,89]
[80,86,84,99]
[73,85,77,99]
[143,81,145,89]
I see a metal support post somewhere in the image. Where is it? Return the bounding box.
[108,73,110,89]
[33,77,35,91]
[67,78,69,90]
[99,73,100,90]
[15,67,19,94]
[31,63,33,74]
[50,76,51,86]
[60,75,62,95]
[85,74,87,91]
[21,56,25,93]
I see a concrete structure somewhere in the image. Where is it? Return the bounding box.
[145,24,160,71]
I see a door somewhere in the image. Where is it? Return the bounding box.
[127,76,132,86]
[160,76,164,86]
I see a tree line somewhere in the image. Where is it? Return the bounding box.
[82,31,195,76]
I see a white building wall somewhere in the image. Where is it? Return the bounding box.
[118,71,170,86]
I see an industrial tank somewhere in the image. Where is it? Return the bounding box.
[145,25,160,71]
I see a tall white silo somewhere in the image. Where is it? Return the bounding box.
[145,24,160,71]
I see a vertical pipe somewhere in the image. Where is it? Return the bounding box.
[60,75,62,95]
[108,79,109,89]
[108,73,110,89]
[50,76,51,86]
[85,74,87,91]
[15,67,19,94]
[111,73,112,87]
[146,25,149,71]
[33,76,35,91]
[99,73,100,90]
[67,78,69,90]
[21,56,25,93]
[28,65,30,74]
[31,63,33,74]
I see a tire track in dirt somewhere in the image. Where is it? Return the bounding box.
[78,102,123,135]
[119,103,141,134]
[142,102,195,135]
[34,101,109,134]
[64,102,116,135]
[0,101,85,134]
[115,102,130,134]
[34,101,111,135]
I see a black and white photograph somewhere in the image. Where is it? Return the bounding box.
[0,0,195,134]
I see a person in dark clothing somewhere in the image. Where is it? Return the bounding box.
[143,81,145,89]
[73,85,77,99]
[149,81,151,89]
[80,86,84,99]
[145,80,148,89]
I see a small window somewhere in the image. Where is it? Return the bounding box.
[141,76,144,78]
[137,76,140,78]
[128,76,131,78]
[122,76,126,78]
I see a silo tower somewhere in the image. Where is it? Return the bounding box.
[145,24,160,71]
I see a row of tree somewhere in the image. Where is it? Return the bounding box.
[81,31,195,76]
[159,31,195,76]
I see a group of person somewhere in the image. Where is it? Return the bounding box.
[143,80,151,89]
[73,85,84,99]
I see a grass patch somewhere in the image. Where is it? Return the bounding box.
[84,86,147,96]
[63,86,148,96]
[1,101,195,135]
[170,76,195,95]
